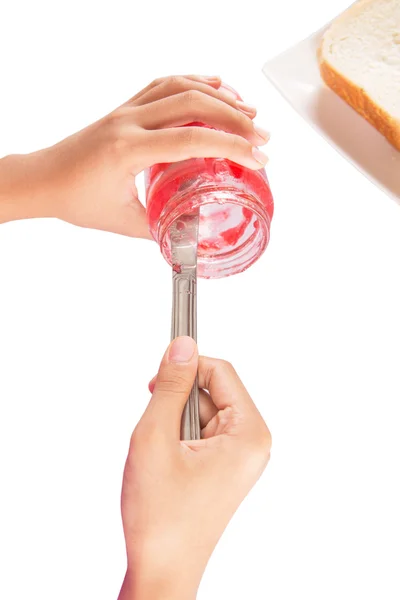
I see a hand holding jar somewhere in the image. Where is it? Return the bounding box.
[0,75,270,240]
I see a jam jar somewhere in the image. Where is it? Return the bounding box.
[145,85,274,279]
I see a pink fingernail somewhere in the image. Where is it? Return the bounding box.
[237,100,257,114]
[168,336,196,363]
[252,147,269,166]
[253,125,270,143]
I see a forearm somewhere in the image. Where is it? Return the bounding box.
[0,152,56,224]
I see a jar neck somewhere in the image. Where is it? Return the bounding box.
[157,186,271,279]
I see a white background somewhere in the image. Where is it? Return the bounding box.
[1,0,400,598]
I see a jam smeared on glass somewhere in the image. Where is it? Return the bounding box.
[145,88,274,279]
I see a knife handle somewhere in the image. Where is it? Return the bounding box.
[171,270,201,440]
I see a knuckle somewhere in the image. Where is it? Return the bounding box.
[152,76,164,87]
[156,372,190,393]
[180,89,196,107]
[187,88,203,104]
[105,109,123,128]
[235,109,251,132]
[129,417,162,454]
[129,422,146,448]
[219,358,236,375]
[126,430,149,473]
[128,427,140,450]
[126,430,142,469]
[167,75,186,90]
[230,133,242,151]
[236,425,271,476]
[104,111,128,153]
[178,126,197,147]
[261,425,272,453]
[231,133,249,157]
[252,424,272,461]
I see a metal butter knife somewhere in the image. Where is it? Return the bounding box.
[170,211,201,441]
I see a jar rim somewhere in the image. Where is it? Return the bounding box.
[157,185,271,279]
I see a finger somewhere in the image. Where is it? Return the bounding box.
[148,376,217,428]
[199,389,218,428]
[128,75,222,105]
[144,336,198,439]
[117,201,153,240]
[134,91,268,147]
[197,356,257,413]
[201,406,236,439]
[130,76,253,117]
[134,127,269,172]
[236,100,258,119]
[185,75,221,88]
[76,190,153,240]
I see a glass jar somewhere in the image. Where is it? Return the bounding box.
[145,87,274,279]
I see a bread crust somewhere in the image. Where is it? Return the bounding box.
[318,50,400,152]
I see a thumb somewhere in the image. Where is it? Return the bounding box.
[119,201,153,240]
[146,336,198,439]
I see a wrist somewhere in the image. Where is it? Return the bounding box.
[0,151,59,224]
[119,556,200,600]
[119,571,198,600]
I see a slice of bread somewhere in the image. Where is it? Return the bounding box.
[319,0,400,150]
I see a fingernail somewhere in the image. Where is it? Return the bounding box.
[252,147,269,166]
[253,124,270,143]
[203,75,221,81]
[236,100,257,115]
[148,375,156,391]
[168,336,196,363]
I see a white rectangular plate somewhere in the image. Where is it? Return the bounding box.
[263,22,400,201]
